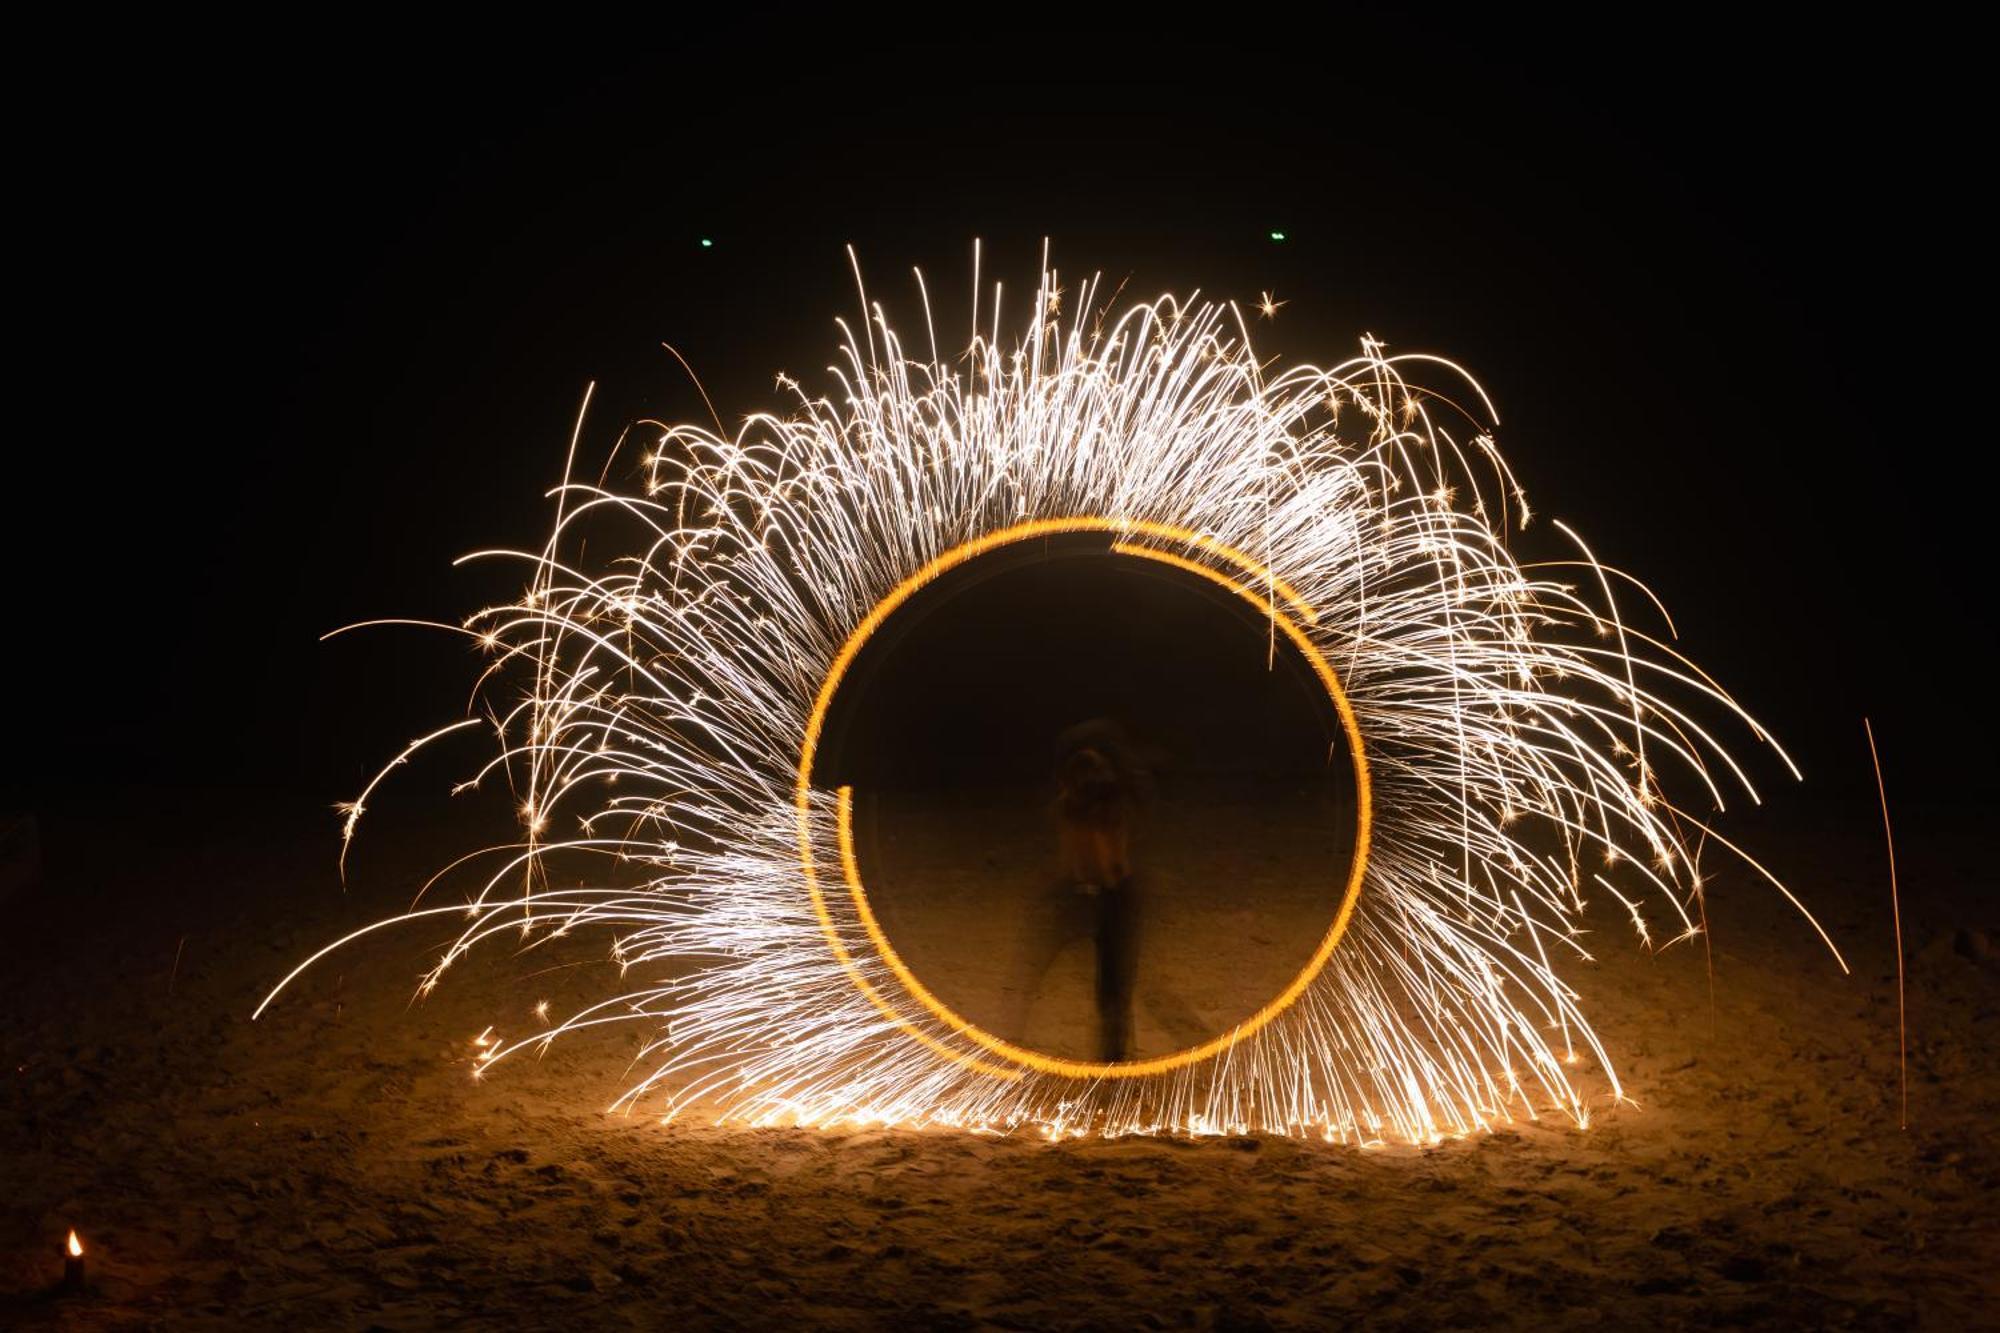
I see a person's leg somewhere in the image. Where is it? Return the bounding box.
[1095,878,1140,1062]
[999,881,1089,1046]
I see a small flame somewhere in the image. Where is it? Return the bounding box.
[67,1229,82,1258]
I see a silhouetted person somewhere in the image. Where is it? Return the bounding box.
[1002,720,1146,1061]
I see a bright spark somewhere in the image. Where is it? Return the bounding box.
[260,253,1837,1144]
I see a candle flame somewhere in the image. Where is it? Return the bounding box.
[67,1230,82,1258]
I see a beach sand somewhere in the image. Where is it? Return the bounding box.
[1,792,1992,1328]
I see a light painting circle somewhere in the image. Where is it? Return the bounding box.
[794,516,1374,1080]
[262,262,1837,1144]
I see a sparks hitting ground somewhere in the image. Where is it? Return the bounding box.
[260,252,1843,1143]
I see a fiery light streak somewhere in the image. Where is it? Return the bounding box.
[1865,717,1907,1130]
[260,255,1843,1143]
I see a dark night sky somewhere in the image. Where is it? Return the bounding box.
[10,21,1987,822]
[819,536,1347,793]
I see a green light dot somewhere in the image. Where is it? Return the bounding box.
[700,238,714,248]
[1270,231,1287,242]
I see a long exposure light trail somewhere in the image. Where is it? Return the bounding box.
[259,254,1843,1143]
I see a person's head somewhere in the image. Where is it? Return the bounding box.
[1059,744,1119,798]
[1054,717,1136,777]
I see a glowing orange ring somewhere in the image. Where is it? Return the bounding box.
[795,517,1371,1079]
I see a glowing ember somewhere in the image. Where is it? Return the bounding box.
[61,1227,84,1296]
[259,254,1843,1143]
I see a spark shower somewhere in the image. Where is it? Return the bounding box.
[260,254,1843,1143]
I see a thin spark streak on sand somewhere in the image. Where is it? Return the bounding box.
[1864,717,1907,1130]
[262,256,1841,1144]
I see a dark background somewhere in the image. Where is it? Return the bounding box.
[10,20,1986,831]
[819,535,1346,792]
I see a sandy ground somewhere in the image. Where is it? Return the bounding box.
[1,791,1994,1329]
[858,783,1354,1060]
